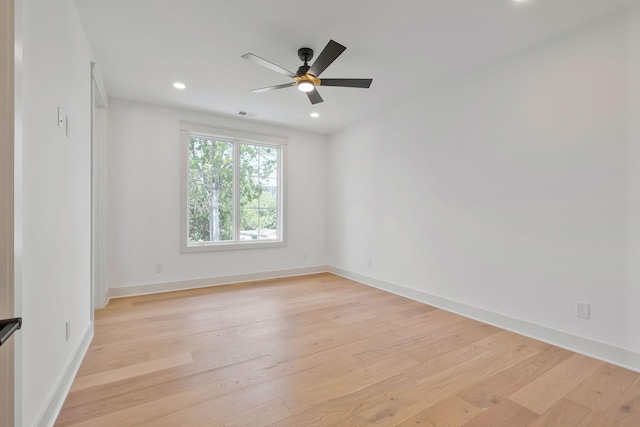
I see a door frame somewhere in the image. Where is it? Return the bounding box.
[1,0,22,425]
[1,0,17,425]
[91,62,108,311]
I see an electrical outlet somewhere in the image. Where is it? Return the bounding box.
[302,252,308,260]
[576,302,590,319]
[65,320,71,341]
[155,263,163,273]
[367,259,372,269]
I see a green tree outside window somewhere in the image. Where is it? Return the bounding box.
[188,135,278,243]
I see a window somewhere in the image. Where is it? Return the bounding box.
[181,122,286,251]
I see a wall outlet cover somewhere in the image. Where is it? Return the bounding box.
[576,302,590,319]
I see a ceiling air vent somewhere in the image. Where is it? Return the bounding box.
[238,111,257,117]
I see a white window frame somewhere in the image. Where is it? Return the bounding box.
[180,121,287,252]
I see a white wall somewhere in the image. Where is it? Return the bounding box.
[625,5,640,358]
[21,0,93,425]
[328,7,640,364]
[107,99,328,291]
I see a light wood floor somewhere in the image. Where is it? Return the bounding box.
[55,273,640,426]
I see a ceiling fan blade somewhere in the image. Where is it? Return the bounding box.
[320,78,372,88]
[250,82,296,93]
[242,53,297,78]
[308,40,346,77]
[306,88,324,104]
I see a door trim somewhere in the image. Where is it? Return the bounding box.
[0,0,17,425]
[91,63,108,310]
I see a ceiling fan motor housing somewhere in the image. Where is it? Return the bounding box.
[297,64,310,76]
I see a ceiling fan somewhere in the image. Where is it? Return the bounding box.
[242,40,373,105]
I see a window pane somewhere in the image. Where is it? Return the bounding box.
[262,146,278,179]
[188,136,234,243]
[240,144,260,177]
[239,143,279,241]
[239,207,259,239]
[259,209,278,240]
[240,176,261,208]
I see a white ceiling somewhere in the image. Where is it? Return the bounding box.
[75,0,639,135]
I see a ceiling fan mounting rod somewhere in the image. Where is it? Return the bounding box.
[297,47,314,64]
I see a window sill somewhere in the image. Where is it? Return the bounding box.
[181,240,286,253]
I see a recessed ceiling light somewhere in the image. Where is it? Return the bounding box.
[173,82,186,89]
[310,112,320,118]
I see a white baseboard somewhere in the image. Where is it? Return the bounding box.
[36,322,94,427]
[107,265,329,299]
[328,266,640,373]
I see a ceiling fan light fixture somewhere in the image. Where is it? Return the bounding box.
[297,80,315,92]
[243,40,372,104]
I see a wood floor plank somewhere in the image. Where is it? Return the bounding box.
[527,399,592,427]
[404,332,545,387]
[457,345,573,409]
[213,397,291,427]
[313,311,473,365]
[134,386,275,427]
[460,399,538,426]
[60,354,236,409]
[509,352,603,414]
[347,334,544,426]
[390,309,466,339]
[586,376,640,426]
[399,322,503,363]
[59,355,299,426]
[281,353,420,414]
[70,353,193,392]
[75,347,152,377]
[565,363,638,415]
[396,395,483,426]
[266,373,418,427]
[55,355,280,426]
[55,274,640,426]
[331,311,376,325]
